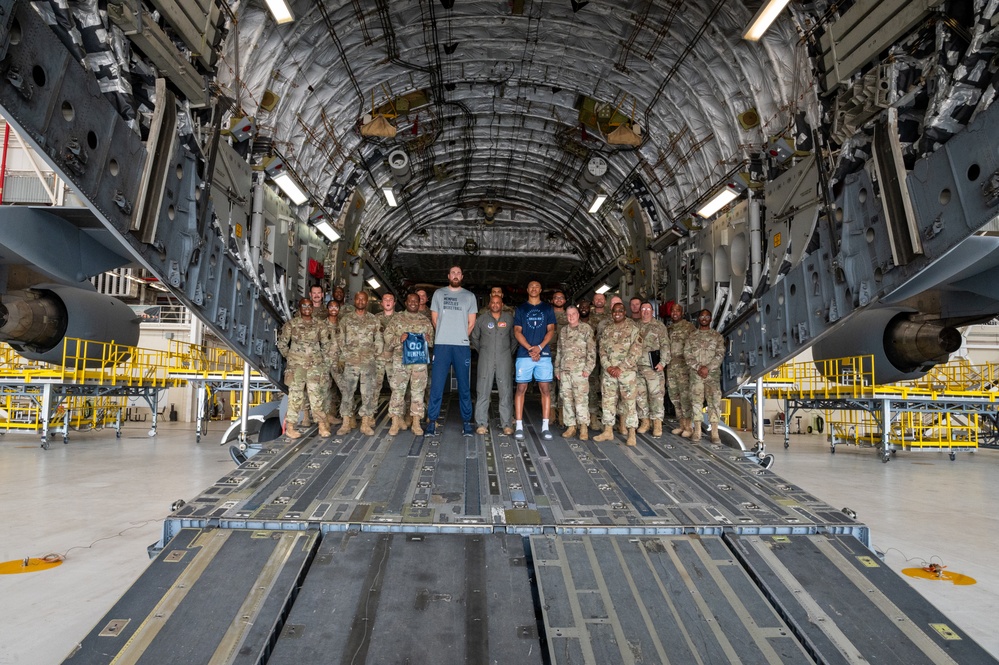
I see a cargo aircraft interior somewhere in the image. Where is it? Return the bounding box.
[1,0,998,663]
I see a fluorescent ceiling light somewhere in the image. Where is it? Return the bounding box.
[272,172,308,205]
[595,283,612,295]
[366,277,381,290]
[382,187,398,208]
[742,0,792,41]
[696,188,739,218]
[264,0,294,24]
[588,193,608,214]
[314,220,341,242]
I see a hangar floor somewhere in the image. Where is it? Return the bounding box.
[1,420,996,664]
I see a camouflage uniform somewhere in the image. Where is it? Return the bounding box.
[685,326,725,425]
[549,309,569,423]
[383,311,435,421]
[554,322,596,427]
[598,318,642,428]
[635,319,671,421]
[322,317,344,416]
[338,311,384,418]
[277,317,331,425]
[667,319,696,421]
[374,311,395,399]
[586,310,609,417]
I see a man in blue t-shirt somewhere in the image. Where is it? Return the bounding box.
[513,280,557,440]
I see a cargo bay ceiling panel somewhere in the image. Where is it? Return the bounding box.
[222,0,810,288]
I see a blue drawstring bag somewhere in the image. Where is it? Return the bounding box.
[402,333,429,365]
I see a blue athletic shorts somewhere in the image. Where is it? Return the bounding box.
[516,356,553,383]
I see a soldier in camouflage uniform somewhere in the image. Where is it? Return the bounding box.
[374,292,397,403]
[309,285,328,320]
[599,295,628,434]
[684,309,725,442]
[383,292,435,436]
[337,291,384,436]
[277,299,333,438]
[585,292,608,422]
[322,300,343,426]
[593,302,642,446]
[554,305,595,440]
[635,302,671,437]
[666,304,697,436]
[549,290,569,426]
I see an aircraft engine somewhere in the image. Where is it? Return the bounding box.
[811,308,961,385]
[0,286,140,367]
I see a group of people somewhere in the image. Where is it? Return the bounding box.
[276,264,726,447]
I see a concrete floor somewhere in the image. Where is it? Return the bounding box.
[0,423,996,664]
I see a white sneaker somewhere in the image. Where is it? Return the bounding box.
[542,429,553,440]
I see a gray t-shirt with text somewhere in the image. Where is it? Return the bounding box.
[431,287,477,346]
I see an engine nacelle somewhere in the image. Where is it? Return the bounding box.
[0,286,140,367]
[812,308,961,385]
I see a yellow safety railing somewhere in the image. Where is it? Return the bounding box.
[165,339,265,380]
[765,355,876,400]
[826,408,979,450]
[764,355,999,402]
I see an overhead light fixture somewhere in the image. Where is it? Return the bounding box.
[272,172,309,205]
[742,0,792,41]
[366,277,381,290]
[382,187,398,207]
[588,193,608,214]
[696,188,739,218]
[595,283,613,295]
[264,0,294,24]
[314,220,341,242]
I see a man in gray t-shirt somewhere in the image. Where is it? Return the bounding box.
[426,265,477,436]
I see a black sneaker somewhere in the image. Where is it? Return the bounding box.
[462,422,474,437]
[515,428,525,440]
[425,421,436,436]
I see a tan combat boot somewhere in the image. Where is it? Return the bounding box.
[389,416,403,436]
[301,412,312,427]
[617,414,628,435]
[360,416,375,436]
[690,421,702,442]
[336,416,354,436]
[710,425,721,444]
[593,425,615,442]
[652,420,663,437]
[637,418,650,434]
[562,426,577,439]
[626,427,637,447]
[327,413,342,426]
[579,424,589,441]
[671,420,685,435]
[681,419,693,438]
[399,415,410,431]
[317,421,331,438]
[410,416,424,436]
[285,421,302,439]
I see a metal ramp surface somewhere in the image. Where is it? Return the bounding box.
[64,397,997,664]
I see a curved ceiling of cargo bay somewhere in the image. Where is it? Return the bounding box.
[222,0,812,288]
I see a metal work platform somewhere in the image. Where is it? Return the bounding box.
[739,356,999,461]
[0,338,277,448]
[65,397,996,664]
